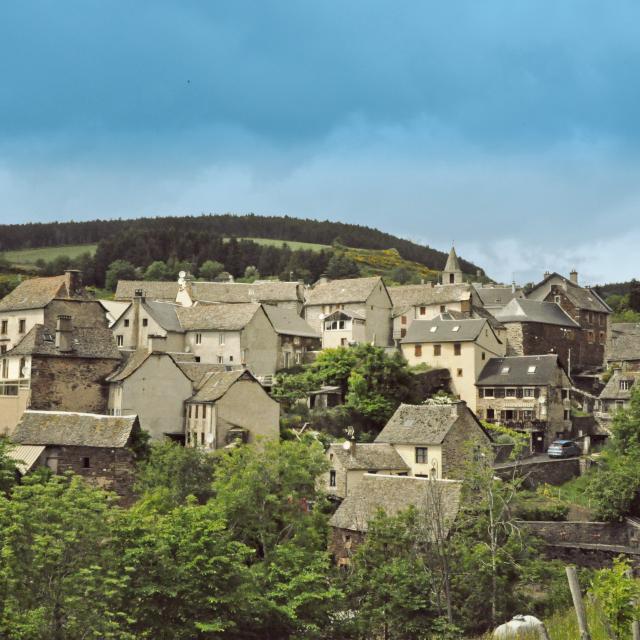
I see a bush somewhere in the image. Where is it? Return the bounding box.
[513,492,569,521]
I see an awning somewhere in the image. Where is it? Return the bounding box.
[7,445,46,475]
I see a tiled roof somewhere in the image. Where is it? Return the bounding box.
[176,303,260,331]
[188,369,254,403]
[527,273,612,313]
[375,402,476,445]
[328,443,409,471]
[305,277,387,305]
[401,317,490,344]
[0,275,67,312]
[473,285,522,308]
[174,361,227,388]
[106,349,153,382]
[389,283,471,316]
[599,369,640,401]
[262,304,320,338]
[114,281,179,301]
[329,474,462,533]
[495,298,579,328]
[12,410,138,448]
[476,354,563,386]
[7,324,121,360]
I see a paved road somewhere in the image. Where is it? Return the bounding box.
[494,453,581,468]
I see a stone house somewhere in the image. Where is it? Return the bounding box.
[321,442,410,500]
[374,400,492,479]
[115,278,305,312]
[596,368,640,425]
[526,271,612,372]
[389,282,475,343]
[0,270,90,352]
[107,350,225,441]
[10,410,143,503]
[184,369,280,450]
[0,316,121,436]
[476,354,572,451]
[494,298,582,374]
[261,304,321,369]
[606,323,640,371]
[303,276,392,348]
[328,474,462,566]
[400,316,505,411]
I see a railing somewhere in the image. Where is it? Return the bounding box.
[0,379,30,397]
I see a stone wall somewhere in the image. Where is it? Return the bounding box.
[441,412,491,479]
[494,457,581,488]
[45,444,136,504]
[328,526,365,566]
[30,356,119,414]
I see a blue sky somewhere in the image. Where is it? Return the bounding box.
[1,1,639,284]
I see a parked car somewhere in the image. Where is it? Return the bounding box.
[547,439,581,458]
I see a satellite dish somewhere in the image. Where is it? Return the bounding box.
[178,270,187,279]
[342,441,352,451]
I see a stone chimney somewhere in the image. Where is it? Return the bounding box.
[131,289,145,349]
[543,271,551,280]
[569,269,578,285]
[55,315,73,352]
[64,270,82,297]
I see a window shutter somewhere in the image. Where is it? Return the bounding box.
[516,388,523,398]
[534,388,540,398]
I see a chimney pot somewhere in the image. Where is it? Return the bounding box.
[544,271,551,279]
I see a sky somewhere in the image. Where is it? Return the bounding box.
[1,1,639,285]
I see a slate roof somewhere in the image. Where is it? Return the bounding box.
[0,275,68,312]
[608,325,640,363]
[114,280,179,301]
[599,370,640,401]
[263,304,320,338]
[174,360,227,388]
[328,443,409,471]
[476,354,563,386]
[473,285,522,308]
[527,273,612,313]
[389,283,471,316]
[443,247,462,273]
[375,402,473,445]
[176,303,260,331]
[143,300,183,332]
[7,324,121,359]
[329,474,462,533]
[324,308,366,321]
[401,317,490,344]
[12,411,138,448]
[495,298,579,328]
[188,369,255,402]
[305,277,386,306]
[106,349,153,382]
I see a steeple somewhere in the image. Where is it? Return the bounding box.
[442,246,463,284]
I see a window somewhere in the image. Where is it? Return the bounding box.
[420,306,426,315]
[587,330,595,344]
[202,405,207,419]
[201,432,205,446]
[195,333,202,345]
[554,295,561,305]
[620,380,632,391]
[142,318,148,327]
[0,320,7,334]
[452,325,460,332]
[18,357,26,378]
[82,457,90,469]
[453,343,461,356]
[523,388,535,398]
[401,315,407,325]
[194,405,199,419]
[484,388,495,398]
[564,409,571,420]
[599,331,606,345]
[116,335,124,347]
[415,447,428,464]
[18,319,26,334]
[481,351,486,361]
[522,410,534,420]
[414,344,422,357]
[217,356,223,364]
[506,388,516,397]
[219,333,225,345]
[0,346,6,354]
[124,319,130,327]
[527,365,536,374]
[433,344,441,356]
[457,368,463,377]
[429,326,437,333]
[329,470,336,487]
[229,355,234,362]
[440,305,446,313]
[400,328,406,338]
[1,359,7,379]
[562,388,570,400]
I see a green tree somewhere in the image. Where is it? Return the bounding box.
[198,259,224,280]
[0,438,18,496]
[389,266,412,284]
[630,279,640,312]
[325,253,361,279]
[134,440,217,511]
[143,260,171,281]
[244,265,259,281]
[105,259,138,291]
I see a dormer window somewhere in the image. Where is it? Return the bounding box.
[429,326,437,333]
[527,365,537,374]
[501,366,510,375]
[620,380,633,391]
[452,325,460,332]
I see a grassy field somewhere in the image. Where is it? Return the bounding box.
[224,236,331,251]
[1,243,98,268]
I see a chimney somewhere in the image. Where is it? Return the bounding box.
[569,269,578,285]
[511,281,516,293]
[316,274,330,286]
[131,289,145,349]
[543,271,551,280]
[55,315,73,352]
[64,270,82,297]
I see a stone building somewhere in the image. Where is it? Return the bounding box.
[184,369,280,450]
[441,246,464,285]
[596,368,640,425]
[321,442,409,500]
[303,276,392,348]
[10,410,143,503]
[0,316,121,436]
[328,474,462,565]
[476,354,572,452]
[606,323,640,371]
[526,271,612,372]
[400,316,505,411]
[374,400,492,479]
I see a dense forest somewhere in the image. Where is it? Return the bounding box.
[0,213,481,273]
